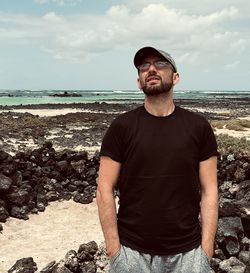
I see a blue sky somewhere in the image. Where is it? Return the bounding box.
[0,0,249,91]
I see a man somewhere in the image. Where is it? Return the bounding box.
[97,46,218,273]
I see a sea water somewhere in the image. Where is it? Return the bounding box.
[0,89,249,106]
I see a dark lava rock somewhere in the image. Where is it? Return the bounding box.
[0,205,9,222]
[214,248,226,260]
[219,257,246,273]
[65,250,79,272]
[234,167,246,182]
[0,173,12,191]
[69,151,88,162]
[219,197,239,217]
[10,170,23,186]
[46,191,60,202]
[36,202,46,212]
[49,261,73,273]
[211,258,221,272]
[71,160,86,174]
[73,192,93,204]
[10,205,29,220]
[0,160,17,176]
[240,237,250,251]
[8,257,37,273]
[0,144,99,229]
[238,250,250,266]
[78,261,96,273]
[236,180,250,200]
[0,150,11,162]
[93,242,109,273]
[216,217,244,256]
[57,160,69,173]
[77,241,98,262]
[7,188,30,206]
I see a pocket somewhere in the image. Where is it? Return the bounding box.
[200,247,211,268]
[201,248,210,262]
[110,247,122,265]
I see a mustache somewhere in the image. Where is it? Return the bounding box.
[146,74,161,82]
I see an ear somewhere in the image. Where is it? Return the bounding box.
[173,72,180,86]
[137,77,142,90]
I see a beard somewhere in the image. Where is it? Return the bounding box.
[140,74,174,96]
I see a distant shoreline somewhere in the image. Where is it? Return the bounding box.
[0,89,249,107]
[0,96,249,109]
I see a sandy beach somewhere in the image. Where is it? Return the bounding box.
[0,200,104,272]
[0,100,249,272]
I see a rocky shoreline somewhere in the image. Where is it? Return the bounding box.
[0,100,250,273]
[0,141,249,273]
[0,99,249,157]
[7,241,109,273]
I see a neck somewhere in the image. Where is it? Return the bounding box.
[144,90,175,117]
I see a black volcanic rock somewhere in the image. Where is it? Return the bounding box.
[0,204,9,222]
[78,261,96,273]
[0,173,12,191]
[2,147,250,272]
[10,205,29,220]
[7,188,30,206]
[49,91,82,97]
[77,241,98,262]
[0,144,99,229]
[8,257,37,273]
[45,261,73,273]
[218,257,246,273]
[37,242,99,273]
[65,250,79,272]
[216,217,244,256]
[239,251,250,266]
[73,192,93,204]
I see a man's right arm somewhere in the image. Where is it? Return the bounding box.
[96,156,122,259]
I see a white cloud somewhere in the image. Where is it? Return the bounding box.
[34,0,48,3]
[34,0,82,6]
[122,0,250,17]
[0,3,248,67]
[43,12,65,23]
[106,5,130,19]
[224,61,240,70]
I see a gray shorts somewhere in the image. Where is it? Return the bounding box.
[109,245,214,273]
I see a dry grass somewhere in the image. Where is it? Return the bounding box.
[216,133,250,155]
[212,119,250,131]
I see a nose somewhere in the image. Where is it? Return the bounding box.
[148,63,157,72]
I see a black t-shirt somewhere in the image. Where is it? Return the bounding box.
[100,105,218,255]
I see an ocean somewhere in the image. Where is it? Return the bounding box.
[0,89,249,106]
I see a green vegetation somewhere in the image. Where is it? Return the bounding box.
[216,133,250,155]
[212,119,250,131]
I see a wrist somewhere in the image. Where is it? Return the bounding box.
[201,243,214,259]
[106,241,121,258]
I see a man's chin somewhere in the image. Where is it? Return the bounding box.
[142,88,165,96]
[142,82,173,96]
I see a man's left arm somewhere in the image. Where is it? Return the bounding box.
[199,155,218,259]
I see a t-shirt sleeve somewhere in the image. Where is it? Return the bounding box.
[199,120,218,161]
[100,118,124,163]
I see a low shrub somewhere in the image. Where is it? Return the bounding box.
[215,133,250,155]
[212,119,250,131]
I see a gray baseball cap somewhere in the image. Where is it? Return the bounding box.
[134,46,177,72]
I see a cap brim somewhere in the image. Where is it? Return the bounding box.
[134,46,162,68]
[134,46,177,72]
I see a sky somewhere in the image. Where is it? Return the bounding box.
[0,0,249,91]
